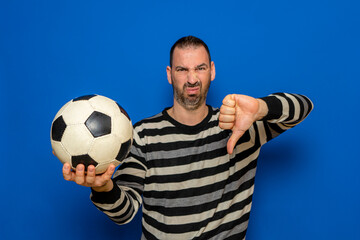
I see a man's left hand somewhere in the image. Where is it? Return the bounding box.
[219,94,268,154]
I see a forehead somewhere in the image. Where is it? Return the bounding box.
[172,46,210,66]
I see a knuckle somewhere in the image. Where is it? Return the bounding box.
[86,177,94,184]
[63,171,74,181]
[86,176,94,184]
[75,178,85,185]
[102,174,110,182]
[63,175,71,181]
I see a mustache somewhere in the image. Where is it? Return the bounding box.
[184,82,201,88]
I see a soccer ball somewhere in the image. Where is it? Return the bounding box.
[50,94,133,174]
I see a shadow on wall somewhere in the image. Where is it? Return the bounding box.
[257,136,313,178]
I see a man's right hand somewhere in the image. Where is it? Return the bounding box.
[62,163,115,192]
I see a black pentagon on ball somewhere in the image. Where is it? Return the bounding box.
[85,111,111,137]
[51,116,67,141]
[72,154,98,171]
[73,94,97,101]
[116,139,132,161]
[116,103,131,121]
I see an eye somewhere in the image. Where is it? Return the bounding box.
[196,66,207,71]
[176,67,187,72]
[195,64,208,71]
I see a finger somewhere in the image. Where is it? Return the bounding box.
[75,164,86,185]
[85,165,96,184]
[220,105,236,115]
[219,113,235,123]
[219,123,234,130]
[222,94,236,107]
[219,122,234,130]
[227,128,245,154]
[63,163,74,181]
[101,164,115,182]
[95,164,115,187]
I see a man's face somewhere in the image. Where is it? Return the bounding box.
[167,46,215,111]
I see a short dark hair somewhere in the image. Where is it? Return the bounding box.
[169,36,211,67]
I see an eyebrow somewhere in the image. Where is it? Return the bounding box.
[174,63,209,70]
[196,63,208,68]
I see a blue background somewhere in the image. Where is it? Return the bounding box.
[1,0,359,239]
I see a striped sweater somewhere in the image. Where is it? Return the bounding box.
[91,93,313,240]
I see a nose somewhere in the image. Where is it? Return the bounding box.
[187,70,198,84]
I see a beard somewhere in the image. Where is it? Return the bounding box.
[172,77,211,111]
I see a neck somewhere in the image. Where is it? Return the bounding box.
[167,102,209,126]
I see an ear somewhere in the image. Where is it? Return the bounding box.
[166,66,172,84]
[210,61,216,81]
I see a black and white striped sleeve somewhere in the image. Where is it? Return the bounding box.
[257,92,314,143]
[90,129,147,225]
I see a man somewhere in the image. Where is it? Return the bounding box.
[63,36,313,239]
